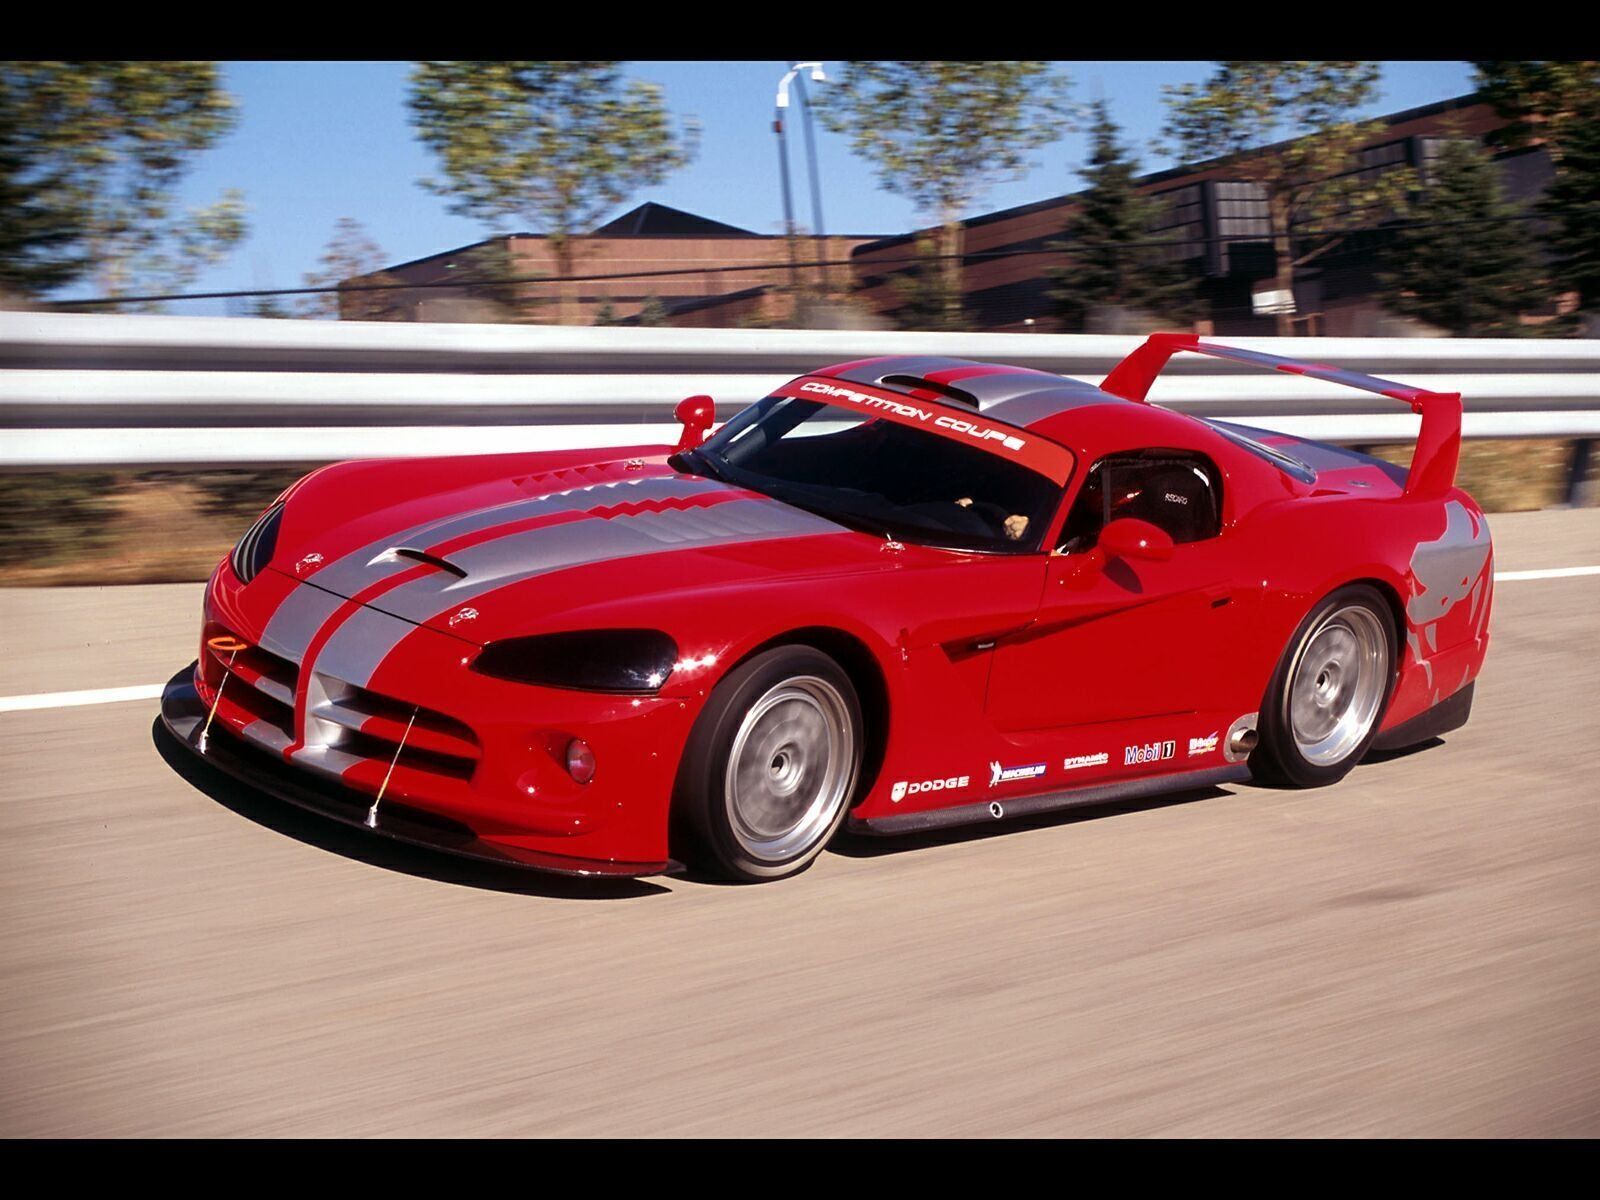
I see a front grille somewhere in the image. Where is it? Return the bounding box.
[307,673,481,783]
[204,627,299,740]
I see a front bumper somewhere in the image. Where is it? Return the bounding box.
[160,665,681,878]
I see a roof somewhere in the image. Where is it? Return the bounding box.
[590,202,756,238]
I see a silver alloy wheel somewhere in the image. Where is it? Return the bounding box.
[723,674,857,864]
[1287,603,1389,767]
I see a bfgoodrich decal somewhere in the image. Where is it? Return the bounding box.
[1187,733,1219,757]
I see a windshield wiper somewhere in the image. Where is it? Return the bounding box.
[673,445,731,483]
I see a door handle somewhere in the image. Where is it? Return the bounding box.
[1202,584,1233,608]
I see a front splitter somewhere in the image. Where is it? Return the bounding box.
[158,664,681,879]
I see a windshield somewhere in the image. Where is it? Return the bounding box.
[675,394,1065,553]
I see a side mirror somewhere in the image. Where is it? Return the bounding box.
[674,395,715,450]
[1099,517,1174,563]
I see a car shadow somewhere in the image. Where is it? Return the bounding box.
[1236,736,1448,789]
[150,719,670,900]
[828,783,1233,861]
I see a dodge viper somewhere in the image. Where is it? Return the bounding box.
[159,333,1493,882]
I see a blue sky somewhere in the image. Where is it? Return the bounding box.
[81,60,1478,313]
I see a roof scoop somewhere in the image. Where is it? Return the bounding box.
[368,546,469,578]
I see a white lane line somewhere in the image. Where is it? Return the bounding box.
[1493,566,1600,582]
[0,683,165,714]
[1,565,1597,715]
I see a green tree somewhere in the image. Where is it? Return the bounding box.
[0,86,88,296]
[1539,105,1600,321]
[1474,62,1600,325]
[1161,62,1413,335]
[1047,100,1195,330]
[1375,138,1545,335]
[0,61,246,303]
[1473,61,1600,157]
[407,61,697,322]
[815,61,1075,327]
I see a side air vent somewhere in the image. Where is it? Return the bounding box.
[877,374,981,409]
[231,500,284,584]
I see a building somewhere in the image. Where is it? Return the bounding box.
[849,92,1557,336]
[341,202,880,325]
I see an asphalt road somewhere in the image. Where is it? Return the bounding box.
[2,508,1598,1137]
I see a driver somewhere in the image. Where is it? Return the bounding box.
[955,497,1030,541]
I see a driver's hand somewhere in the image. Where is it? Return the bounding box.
[1004,514,1029,540]
[954,497,973,507]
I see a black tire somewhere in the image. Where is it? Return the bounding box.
[1252,584,1398,788]
[675,644,862,882]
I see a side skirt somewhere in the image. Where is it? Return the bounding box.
[848,763,1253,837]
[1370,681,1475,753]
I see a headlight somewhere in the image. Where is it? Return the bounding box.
[470,629,678,694]
[231,500,284,584]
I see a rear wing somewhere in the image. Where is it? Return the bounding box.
[1101,332,1463,499]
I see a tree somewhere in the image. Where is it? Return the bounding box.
[1374,138,1545,335]
[1473,62,1600,323]
[300,217,390,318]
[0,86,89,296]
[1539,105,1600,320]
[0,61,246,302]
[815,61,1074,325]
[1161,62,1413,335]
[1047,100,1195,330]
[1473,61,1600,157]
[407,61,697,322]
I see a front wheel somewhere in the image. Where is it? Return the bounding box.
[676,645,862,881]
[1253,584,1397,788]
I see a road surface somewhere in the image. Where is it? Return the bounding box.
[2,508,1597,1136]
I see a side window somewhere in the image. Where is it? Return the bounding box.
[1057,450,1222,553]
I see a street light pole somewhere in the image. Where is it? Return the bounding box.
[775,62,827,297]
[791,72,828,292]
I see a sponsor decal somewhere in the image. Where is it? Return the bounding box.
[989,760,1048,788]
[1124,740,1177,766]
[1163,492,1190,506]
[1062,751,1110,771]
[447,606,479,628]
[890,774,970,804]
[294,552,325,576]
[1188,732,1219,757]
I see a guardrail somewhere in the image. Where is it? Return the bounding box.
[3,312,1597,501]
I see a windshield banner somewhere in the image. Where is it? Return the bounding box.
[774,376,1075,485]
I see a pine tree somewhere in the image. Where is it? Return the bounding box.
[1047,100,1194,329]
[1539,103,1600,319]
[1375,139,1546,336]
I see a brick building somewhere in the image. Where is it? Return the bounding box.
[850,93,1556,336]
[341,201,880,325]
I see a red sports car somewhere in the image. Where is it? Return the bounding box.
[159,333,1493,882]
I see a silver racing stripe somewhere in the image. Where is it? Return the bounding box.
[306,498,846,688]
[259,582,346,664]
[370,498,843,628]
[300,474,722,601]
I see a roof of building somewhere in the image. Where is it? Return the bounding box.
[590,201,756,238]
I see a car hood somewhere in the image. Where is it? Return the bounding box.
[265,454,889,644]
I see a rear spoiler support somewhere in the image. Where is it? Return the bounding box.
[1102,332,1463,499]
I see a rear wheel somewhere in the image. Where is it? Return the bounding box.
[677,645,862,881]
[1253,585,1396,788]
